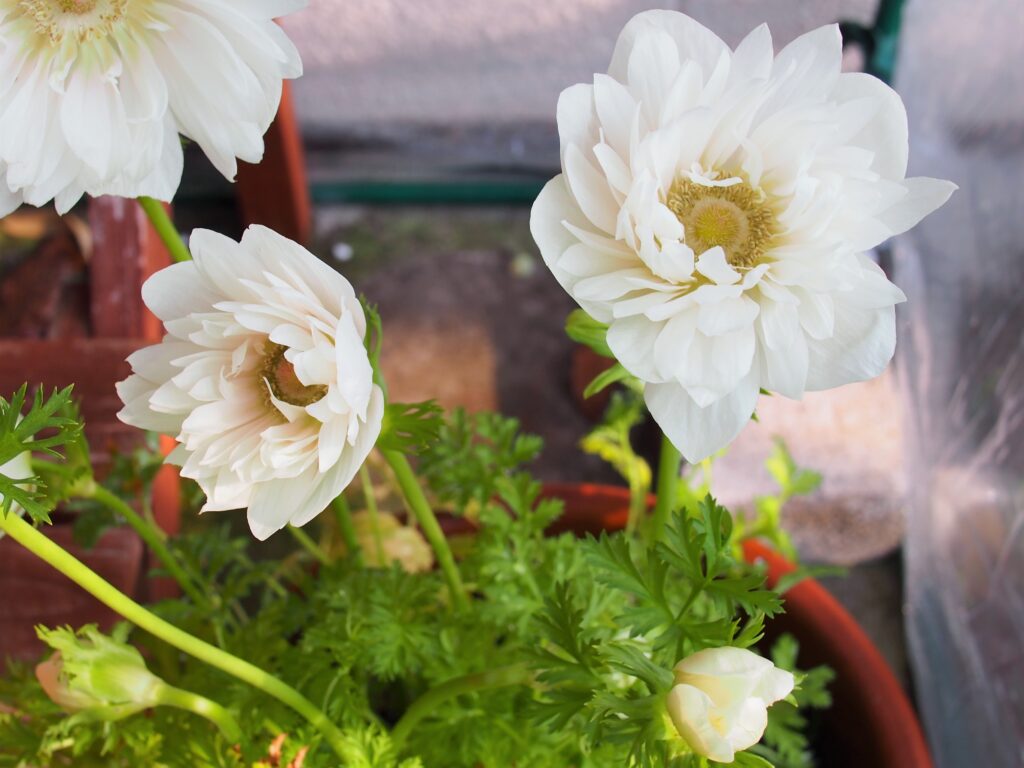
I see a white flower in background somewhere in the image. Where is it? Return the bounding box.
[0,0,305,216]
[667,646,794,762]
[532,11,955,462]
[116,225,384,540]
[350,510,434,573]
[0,448,32,517]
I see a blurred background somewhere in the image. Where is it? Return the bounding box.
[1,1,1021,765]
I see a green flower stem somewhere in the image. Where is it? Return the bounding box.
[625,476,649,536]
[287,524,331,567]
[0,512,351,760]
[390,663,531,750]
[359,465,386,563]
[155,683,242,743]
[331,495,361,563]
[380,449,469,612]
[651,434,682,540]
[138,196,192,263]
[87,484,208,609]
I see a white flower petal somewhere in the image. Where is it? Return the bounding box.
[755,666,795,705]
[141,262,220,323]
[806,302,896,391]
[695,248,740,285]
[530,175,615,323]
[609,10,729,87]
[726,697,770,753]
[592,74,638,159]
[875,177,958,242]
[645,370,759,463]
[556,83,597,165]
[626,29,680,128]
[292,386,384,528]
[730,23,773,83]
[564,143,619,234]
[608,315,667,383]
[666,684,736,763]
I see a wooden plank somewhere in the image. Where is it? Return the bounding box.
[0,338,145,458]
[0,526,143,661]
[236,82,312,245]
[87,196,171,342]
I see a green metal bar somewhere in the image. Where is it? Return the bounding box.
[840,0,907,84]
[310,179,545,206]
[869,0,907,84]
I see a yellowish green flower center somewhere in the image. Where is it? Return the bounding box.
[56,0,96,13]
[21,0,128,43]
[261,343,327,408]
[666,178,777,269]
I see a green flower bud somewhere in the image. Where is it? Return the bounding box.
[35,623,242,741]
[35,624,163,720]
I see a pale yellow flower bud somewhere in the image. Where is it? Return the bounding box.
[351,511,434,573]
[666,646,794,763]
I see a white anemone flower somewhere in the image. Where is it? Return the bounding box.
[0,0,305,216]
[532,11,955,462]
[667,646,794,762]
[116,225,384,541]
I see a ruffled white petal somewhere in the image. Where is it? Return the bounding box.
[645,371,760,464]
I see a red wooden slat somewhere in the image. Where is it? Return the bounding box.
[236,82,312,245]
[88,196,170,342]
[0,527,143,661]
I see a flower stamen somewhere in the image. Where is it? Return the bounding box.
[20,0,128,44]
[667,178,777,269]
[260,343,327,408]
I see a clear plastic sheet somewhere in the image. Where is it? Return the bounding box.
[894,0,1024,764]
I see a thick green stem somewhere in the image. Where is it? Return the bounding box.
[391,663,531,749]
[88,484,208,609]
[0,512,350,760]
[155,683,242,743]
[330,496,361,563]
[138,197,192,263]
[380,449,469,612]
[287,525,331,567]
[651,434,682,540]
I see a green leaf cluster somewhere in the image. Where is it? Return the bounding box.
[528,497,785,766]
[417,408,542,515]
[0,385,84,523]
[753,635,835,768]
[0,407,830,768]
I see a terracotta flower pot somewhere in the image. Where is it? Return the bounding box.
[540,482,933,768]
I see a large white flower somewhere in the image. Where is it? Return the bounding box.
[0,0,305,216]
[116,225,384,540]
[667,646,794,762]
[532,11,955,462]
